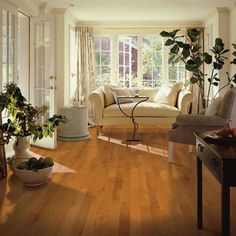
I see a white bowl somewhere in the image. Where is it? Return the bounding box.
[13,163,53,186]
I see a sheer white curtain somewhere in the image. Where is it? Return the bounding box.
[76,27,96,124]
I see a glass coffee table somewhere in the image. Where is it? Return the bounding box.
[116,95,149,141]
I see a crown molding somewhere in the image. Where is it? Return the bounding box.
[78,20,203,29]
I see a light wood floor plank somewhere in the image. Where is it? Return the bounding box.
[1,126,236,236]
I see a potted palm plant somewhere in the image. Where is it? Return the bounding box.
[0,82,67,166]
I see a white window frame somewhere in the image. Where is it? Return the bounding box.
[94,29,186,88]
[0,0,18,90]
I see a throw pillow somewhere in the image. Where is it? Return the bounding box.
[205,97,223,116]
[103,84,119,106]
[112,88,135,104]
[154,82,183,106]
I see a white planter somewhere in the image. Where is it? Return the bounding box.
[13,136,31,162]
[13,163,53,186]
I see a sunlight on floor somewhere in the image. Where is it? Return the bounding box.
[29,151,77,173]
[98,134,168,158]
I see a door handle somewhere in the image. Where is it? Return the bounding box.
[49,76,56,80]
[46,86,54,90]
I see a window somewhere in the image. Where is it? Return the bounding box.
[168,37,185,84]
[95,36,111,87]
[118,35,138,87]
[94,32,186,88]
[142,35,162,87]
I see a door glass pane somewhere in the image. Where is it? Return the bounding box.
[35,67,44,88]
[35,23,44,66]
[9,13,14,38]
[35,89,43,106]
[43,89,50,108]
[44,21,51,66]
[44,67,50,88]
[9,39,14,64]
[2,64,7,86]
[9,64,14,82]
[2,10,7,36]
[2,37,7,63]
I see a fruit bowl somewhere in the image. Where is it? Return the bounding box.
[203,130,236,145]
[13,157,54,186]
[13,162,53,186]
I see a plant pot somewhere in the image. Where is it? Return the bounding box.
[13,136,31,163]
[13,162,54,186]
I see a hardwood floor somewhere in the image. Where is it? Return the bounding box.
[1,126,236,236]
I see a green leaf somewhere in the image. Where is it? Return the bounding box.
[213,62,223,70]
[203,53,212,64]
[170,44,179,54]
[213,82,218,86]
[190,76,200,84]
[176,41,184,48]
[169,29,180,38]
[231,58,236,64]
[160,31,171,37]
[186,63,198,72]
[168,54,176,64]
[165,39,175,46]
[182,48,190,58]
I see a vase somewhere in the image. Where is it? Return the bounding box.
[12,136,31,163]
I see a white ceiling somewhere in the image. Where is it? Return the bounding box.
[39,0,235,22]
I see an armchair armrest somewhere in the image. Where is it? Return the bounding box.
[89,88,105,126]
[177,90,193,114]
[175,114,226,126]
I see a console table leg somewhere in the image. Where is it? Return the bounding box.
[222,183,230,236]
[197,156,203,229]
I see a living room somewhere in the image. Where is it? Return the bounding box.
[1,0,236,235]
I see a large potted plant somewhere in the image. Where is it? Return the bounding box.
[160,28,236,110]
[0,83,67,165]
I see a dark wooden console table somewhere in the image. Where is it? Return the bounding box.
[195,132,236,236]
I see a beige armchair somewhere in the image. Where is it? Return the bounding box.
[168,88,236,162]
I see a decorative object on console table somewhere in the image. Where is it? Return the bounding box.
[57,106,90,141]
[116,96,149,141]
[195,132,236,236]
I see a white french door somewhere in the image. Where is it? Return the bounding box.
[0,1,18,90]
[30,14,57,149]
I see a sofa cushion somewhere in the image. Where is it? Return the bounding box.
[112,88,135,104]
[205,97,223,116]
[102,84,119,106]
[138,88,159,102]
[218,88,236,119]
[154,82,183,106]
[103,102,180,117]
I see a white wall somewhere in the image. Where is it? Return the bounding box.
[203,8,230,98]
[53,9,77,110]
[230,6,236,78]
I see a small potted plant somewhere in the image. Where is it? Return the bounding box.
[0,82,67,166]
[14,156,54,186]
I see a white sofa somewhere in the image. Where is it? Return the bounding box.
[89,84,193,130]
